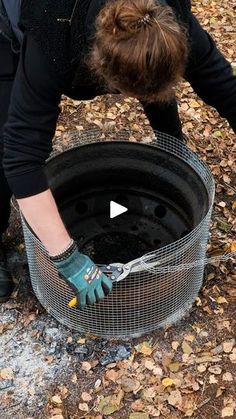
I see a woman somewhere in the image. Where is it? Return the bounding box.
[0,0,235,305]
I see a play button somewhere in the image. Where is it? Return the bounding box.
[110,200,128,219]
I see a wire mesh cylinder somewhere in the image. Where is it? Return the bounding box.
[21,131,215,338]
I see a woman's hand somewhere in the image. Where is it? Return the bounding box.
[50,244,113,309]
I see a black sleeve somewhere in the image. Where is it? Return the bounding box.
[185,14,236,133]
[140,98,183,140]
[3,34,63,199]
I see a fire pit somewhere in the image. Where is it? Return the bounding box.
[21,131,216,338]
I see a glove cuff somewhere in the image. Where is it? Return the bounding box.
[49,239,77,262]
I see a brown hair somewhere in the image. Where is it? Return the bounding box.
[88,0,188,103]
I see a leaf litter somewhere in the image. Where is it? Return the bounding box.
[1,0,236,417]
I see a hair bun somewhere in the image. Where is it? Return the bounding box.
[109,0,157,34]
[89,0,188,104]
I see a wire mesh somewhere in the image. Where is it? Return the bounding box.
[21,129,218,338]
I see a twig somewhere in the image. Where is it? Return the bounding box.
[198,397,211,408]
[5,326,24,345]
[4,401,21,410]
[219,183,236,193]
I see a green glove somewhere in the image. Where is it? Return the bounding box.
[51,245,113,309]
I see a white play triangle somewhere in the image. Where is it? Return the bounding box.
[110,200,128,219]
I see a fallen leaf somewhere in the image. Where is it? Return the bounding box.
[181,394,197,416]
[190,100,201,108]
[114,389,124,404]
[195,356,221,364]
[144,359,163,376]
[197,364,207,373]
[217,219,231,233]
[217,297,228,305]
[98,394,123,415]
[230,242,236,252]
[144,359,155,370]
[209,375,218,384]
[146,405,160,417]
[71,373,77,383]
[184,335,195,343]
[216,388,225,398]
[77,337,86,344]
[168,362,180,372]
[79,403,89,412]
[59,385,68,397]
[121,377,140,393]
[0,367,14,380]
[105,369,119,382]
[223,174,231,183]
[171,341,179,351]
[162,377,174,387]
[129,413,150,419]
[168,389,182,409]
[135,341,153,356]
[229,349,236,363]
[162,354,173,369]
[81,392,92,402]
[223,372,233,382]
[51,395,63,406]
[195,297,202,306]
[222,340,235,354]
[182,341,193,355]
[131,399,145,411]
[221,406,234,418]
[208,366,222,375]
[141,387,157,402]
[81,361,92,372]
[213,130,223,138]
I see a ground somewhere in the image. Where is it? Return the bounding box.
[0,1,236,418]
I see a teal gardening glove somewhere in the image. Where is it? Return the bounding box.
[50,241,113,309]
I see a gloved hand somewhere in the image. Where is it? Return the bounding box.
[50,243,113,309]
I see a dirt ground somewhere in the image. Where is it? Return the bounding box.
[0,1,236,418]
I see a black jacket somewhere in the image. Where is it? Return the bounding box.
[2,0,236,199]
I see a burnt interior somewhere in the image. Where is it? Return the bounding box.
[46,141,209,265]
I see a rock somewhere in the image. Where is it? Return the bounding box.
[75,345,89,355]
[66,341,94,360]
[44,328,61,340]
[100,344,132,366]
[66,342,77,354]
[47,342,57,354]
[34,321,45,332]
[74,345,89,361]
[0,379,14,390]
